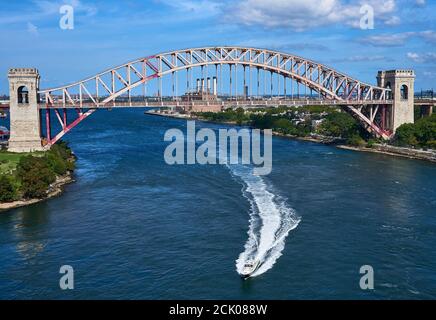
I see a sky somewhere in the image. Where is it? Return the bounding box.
[0,0,435,94]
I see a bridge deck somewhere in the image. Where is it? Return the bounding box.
[414,99,436,106]
[1,98,435,110]
[37,99,395,109]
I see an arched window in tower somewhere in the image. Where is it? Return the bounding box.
[400,84,408,100]
[17,86,29,104]
[386,82,392,100]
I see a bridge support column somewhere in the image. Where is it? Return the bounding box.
[7,68,43,153]
[377,70,415,133]
[420,105,433,117]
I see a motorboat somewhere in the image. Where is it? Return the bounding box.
[240,260,260,279]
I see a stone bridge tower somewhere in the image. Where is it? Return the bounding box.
[8,68,43,152]
[377,70,415,132]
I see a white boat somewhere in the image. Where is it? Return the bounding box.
[240,260,260,279]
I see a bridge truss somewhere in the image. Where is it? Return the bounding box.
[37,46,393,145]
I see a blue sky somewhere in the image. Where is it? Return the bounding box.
[0,0,435,94]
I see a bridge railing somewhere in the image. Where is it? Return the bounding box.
[37,98,395,109]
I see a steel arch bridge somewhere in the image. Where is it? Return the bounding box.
[37,46,394,145]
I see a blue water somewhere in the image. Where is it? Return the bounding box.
[1,108,436,299]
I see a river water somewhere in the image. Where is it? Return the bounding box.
[1,109,436,299]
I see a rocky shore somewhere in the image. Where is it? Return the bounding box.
[337,144,436,163]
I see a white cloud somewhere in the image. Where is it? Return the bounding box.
[226,0,398,31]
[360,30,436,47]
[423,71,436,78]
[407,52,421,62]
[333,55,391,63]
[385,16,401,26]
[360,32,415,47]
[407,52,436,63]
[27,22,39,36]
[158,0,222,16]
[420,30,436,43]
[0,0,97,25]
[34,0,97,16]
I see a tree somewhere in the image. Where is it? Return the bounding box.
[0,175,16,202]
[347,135,366,147]
[235,108,246,125]
[395,123,418,146]
[273,118,294,132]
[415,116,436,146]
[250,114,275,129]
[319,112,359,138]
[17,156,56,199]
[395,114,436,148]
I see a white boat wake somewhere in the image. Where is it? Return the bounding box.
[228,164,301,278]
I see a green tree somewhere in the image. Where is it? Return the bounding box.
[46,152,68,175]
[427,140,436,149]
[17,156,56,199]
[415,117,436,145]
[273,118,293,132]
[235,108,246,125]
[0,175,17,202]
[395,123,418,146]
[319,112,359,138]
[347,135,366,147]
[395,114,436,148]
[250,114,275,129]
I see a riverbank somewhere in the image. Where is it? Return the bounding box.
[146,110,347,145]
[145,110,436,163]
[338,144,436,163]
[0,142,77,212]
[0,172,74,212]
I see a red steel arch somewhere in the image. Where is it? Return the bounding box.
[38,46,393,145]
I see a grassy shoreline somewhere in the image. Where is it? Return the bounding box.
[0,173,74,212]
[0,141,76,211]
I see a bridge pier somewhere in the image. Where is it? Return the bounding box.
[377,70,415,132]
[420,105,433,117]
[7,68,44,153]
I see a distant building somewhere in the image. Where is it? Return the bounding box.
[181,77,218,102]
[311,119,325,130]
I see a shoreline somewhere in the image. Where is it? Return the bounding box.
[145,110,436,163]
[336,144,436,163]
[0,172,75,213]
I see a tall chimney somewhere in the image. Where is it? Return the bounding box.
[196,78,200,92]
[213,77,217,96]
[207,77,211,94]
[201,78,205,93]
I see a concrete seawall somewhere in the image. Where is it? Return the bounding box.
[339,144,436,163]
